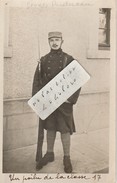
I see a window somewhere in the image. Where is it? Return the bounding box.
[98,8,111,50]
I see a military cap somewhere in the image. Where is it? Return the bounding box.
[48,31,62,39]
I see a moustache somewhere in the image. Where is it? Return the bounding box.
[52,44,58,47]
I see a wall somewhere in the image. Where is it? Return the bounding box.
[3,7,110,150]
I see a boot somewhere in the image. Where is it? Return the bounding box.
[42,152,54,166]
[63,155,72,173]
[36,159,43,170]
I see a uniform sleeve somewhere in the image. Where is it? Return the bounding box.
[32,57,44,96]
[67,55,74,65]
[32,64,40,96]
[67,88,81,104]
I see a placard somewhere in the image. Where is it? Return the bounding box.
[28,60,90,119]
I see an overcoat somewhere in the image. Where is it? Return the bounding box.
[32,48,81,135]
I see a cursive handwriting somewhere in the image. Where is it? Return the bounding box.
[28,60,90,120]
[9,174,20,181]
[9,173,102,182]
[55,173,90,180]
[22,174,42,183]
[32,66,77,109]
[27,0,93,8]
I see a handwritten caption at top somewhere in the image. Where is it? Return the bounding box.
[28,60,90,120]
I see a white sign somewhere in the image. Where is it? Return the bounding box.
[28,60,90,120]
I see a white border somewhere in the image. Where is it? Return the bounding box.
[1,0,116,183]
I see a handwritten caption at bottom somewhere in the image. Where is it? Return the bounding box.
[9,173,101,183]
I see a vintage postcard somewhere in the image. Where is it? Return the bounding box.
[0,0,116,183]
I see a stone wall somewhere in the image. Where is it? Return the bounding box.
[3,92,109,151]
[3,7,110,151]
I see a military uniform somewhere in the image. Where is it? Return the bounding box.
[32,48,81,135]
[32,31,81,173]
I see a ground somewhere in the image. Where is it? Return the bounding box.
[3,128,109,174]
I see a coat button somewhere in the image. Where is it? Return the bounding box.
[60,60,62,63]
[48,73,51,77]
[59,66,62,69]
[48,67,50,70]
[48,60,50,63]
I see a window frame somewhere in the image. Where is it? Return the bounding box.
[4,4,13,58]
[87,8,111,59]
[98,8,111,50]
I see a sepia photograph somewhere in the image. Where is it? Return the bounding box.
[2,0,115,178]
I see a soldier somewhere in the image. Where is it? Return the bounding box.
[32,31,81,173]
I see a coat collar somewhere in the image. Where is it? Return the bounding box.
[50,48,62,55]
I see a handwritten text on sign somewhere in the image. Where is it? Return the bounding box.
[28,60,90,120]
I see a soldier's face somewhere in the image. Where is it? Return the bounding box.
[49,37,63,50]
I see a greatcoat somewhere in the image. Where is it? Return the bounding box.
[32,48,81,135]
